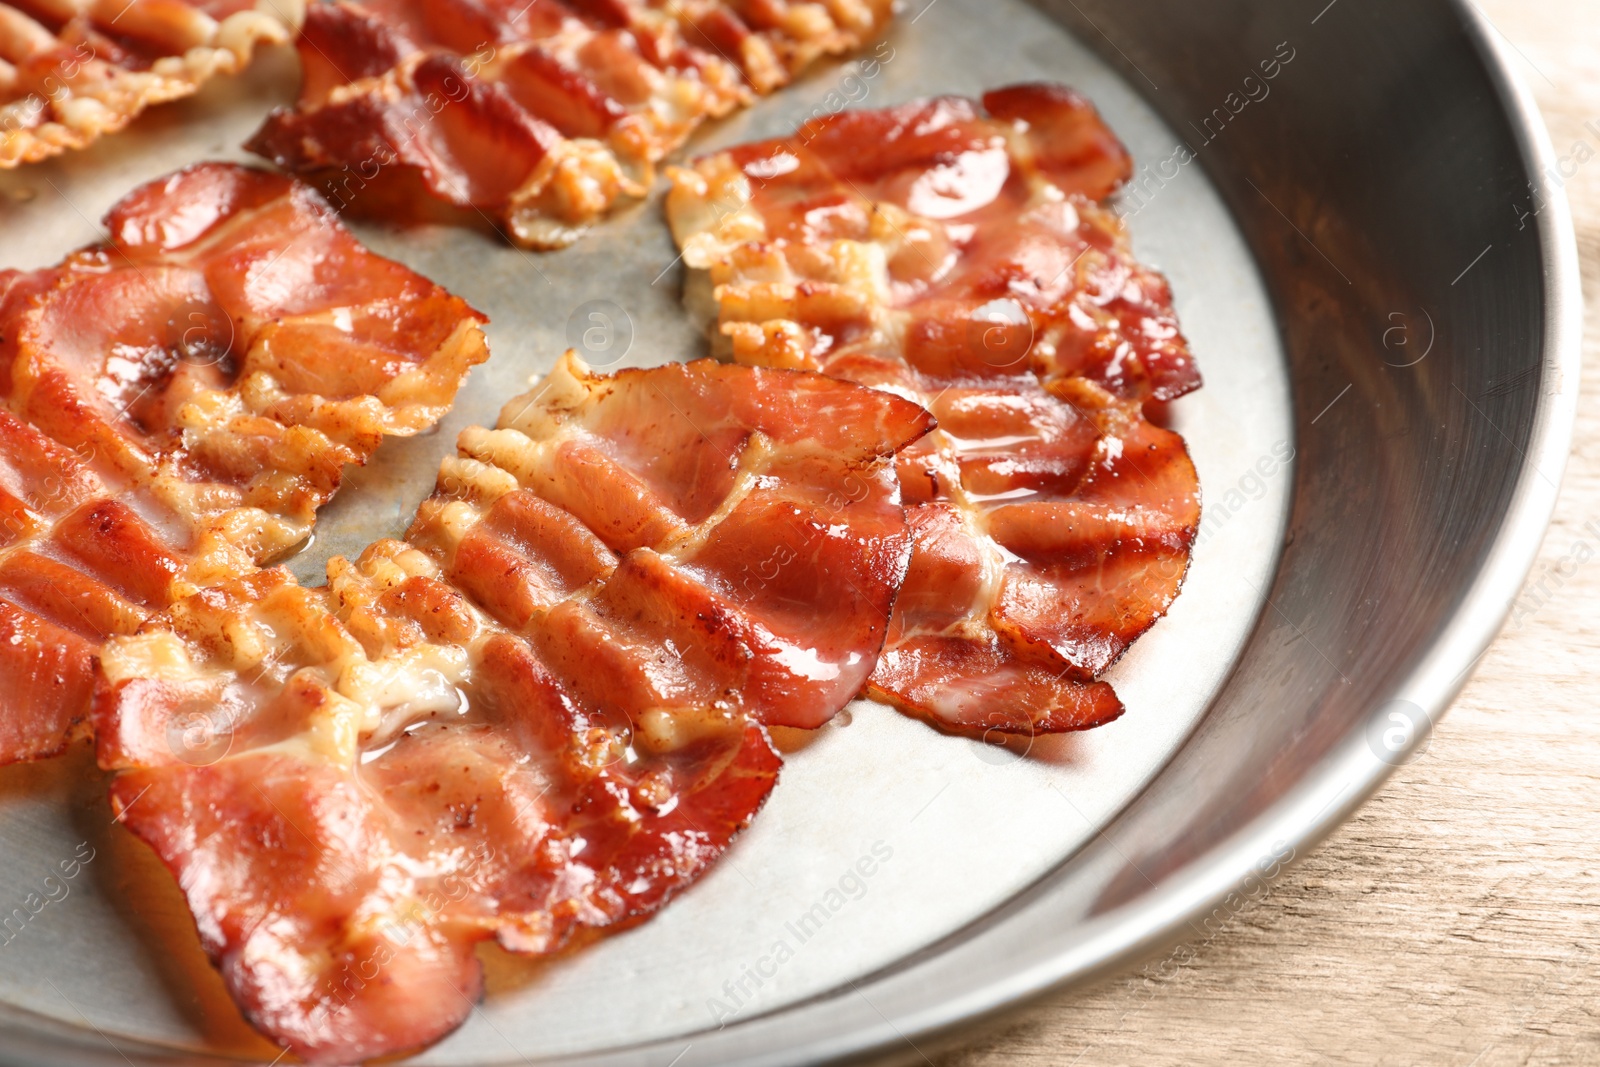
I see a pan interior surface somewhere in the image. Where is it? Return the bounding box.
[0,0,1294,1062]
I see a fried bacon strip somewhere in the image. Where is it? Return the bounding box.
[0,161,486,763]
[0,0,300,166]
[95,352,930,1063]
[666,84,1203,737]
[247,0,892,248]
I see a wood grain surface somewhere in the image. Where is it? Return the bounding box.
[936,3,1600,1065]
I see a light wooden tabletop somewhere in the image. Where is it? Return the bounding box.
[940,3,1600,1064]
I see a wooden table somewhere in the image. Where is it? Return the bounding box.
[943,3,1600,1064]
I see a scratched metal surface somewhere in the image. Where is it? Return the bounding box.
[0,2,1292,1062]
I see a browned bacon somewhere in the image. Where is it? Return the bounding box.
[0,161,487,763]
[666,84,1202,737]
[246,0,892,247]
[95,352,930,1063]
[0,0,299,166]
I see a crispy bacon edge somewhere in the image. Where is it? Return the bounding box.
[0,161,487,765]
[664,83,1204,738]
[246,0,893,248]
[0,0,303,167]
[93,352,932,1062]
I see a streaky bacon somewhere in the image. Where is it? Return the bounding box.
[666,84,1202,737]
[95,352,932,1063]
[0,0,300,166]
[0,161,487,763]
[246,0,892,248]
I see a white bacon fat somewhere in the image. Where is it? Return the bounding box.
[95,352,932,1062]
[0,0,301,166]
[247,0,893,247]
[0,162,487,763]
[666,84,1204,736]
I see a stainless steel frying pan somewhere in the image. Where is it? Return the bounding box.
[0,0,1577,1062]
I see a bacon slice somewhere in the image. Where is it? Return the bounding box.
[246,0,892,248]
[0,0,300,167]
[0,161,487,763]
[666,84,1202,737]
[95,352,930,1063]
